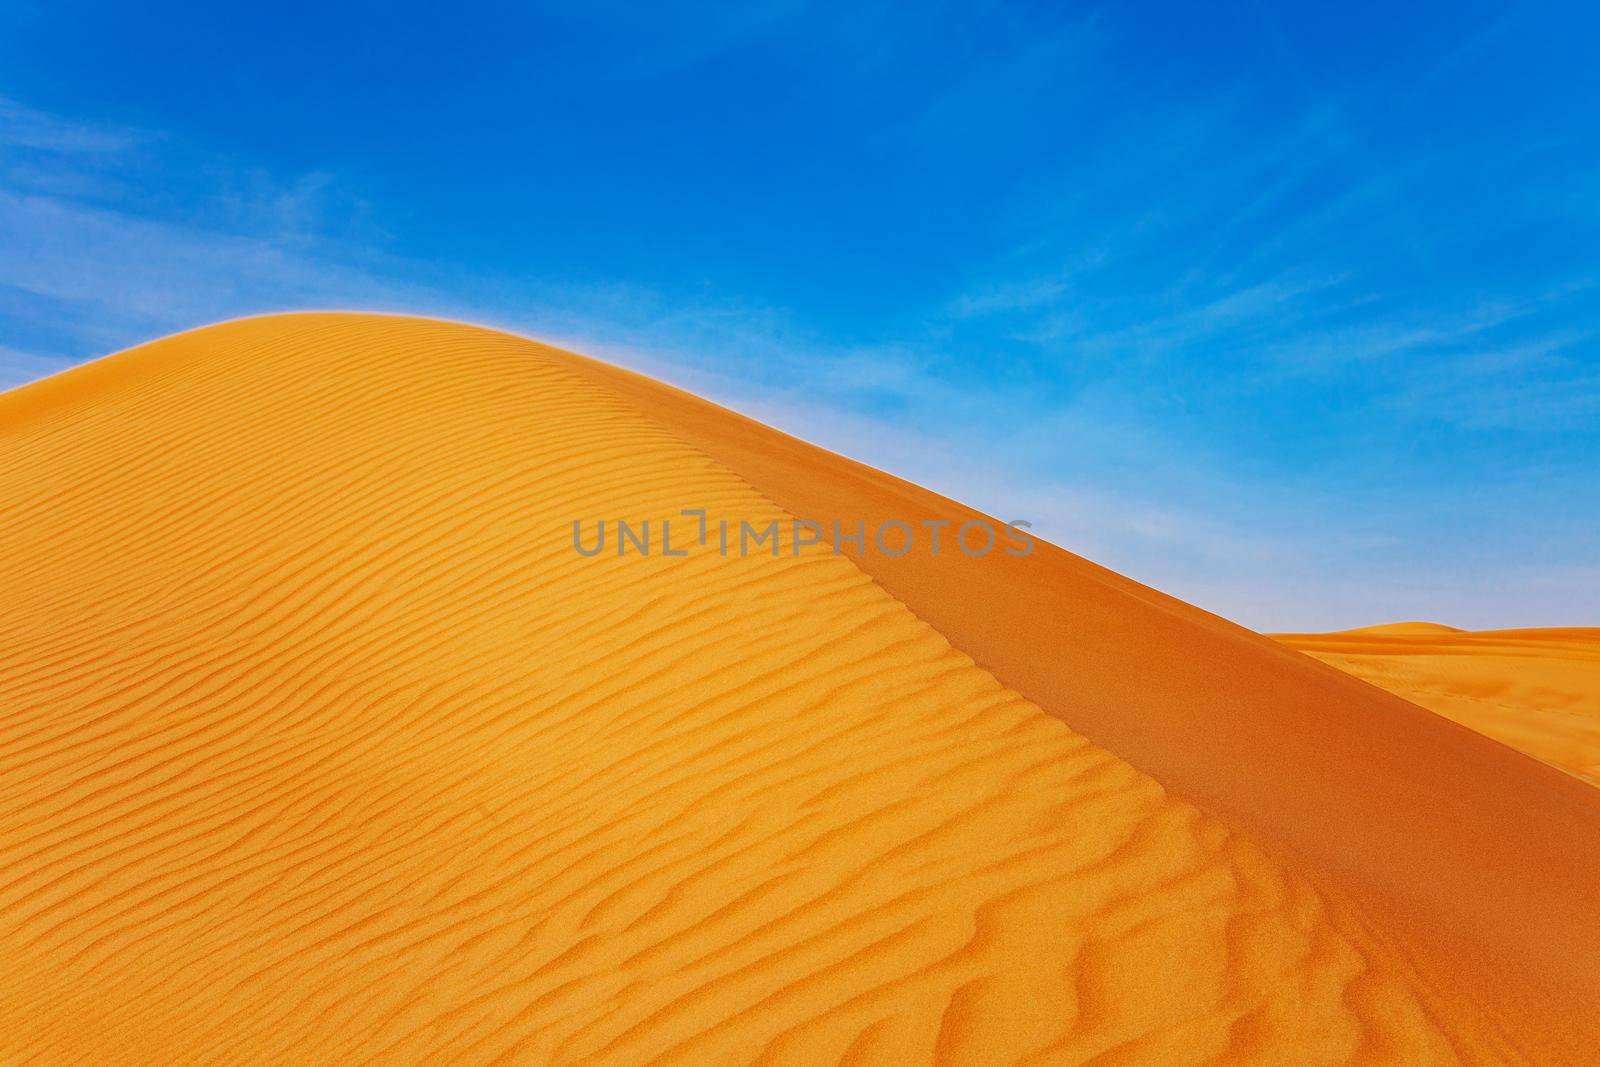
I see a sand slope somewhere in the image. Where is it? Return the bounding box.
[558,335,1600,1061]
[0,314,1594,1064]
[1277,626,1600,787]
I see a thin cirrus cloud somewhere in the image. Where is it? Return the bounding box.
[0,0,1596,631]
[0,100,389,363]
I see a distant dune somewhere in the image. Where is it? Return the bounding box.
[2,314,1597,1064]
[1335,621,1466,637]
[1277,625,1600,788]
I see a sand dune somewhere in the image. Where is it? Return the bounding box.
[1,314,1596,1064]
[1277,625,1600,787]
[1336,622,1466,637]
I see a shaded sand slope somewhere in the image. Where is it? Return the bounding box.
[0,314,1585,1064]
[1277,626,1600,787]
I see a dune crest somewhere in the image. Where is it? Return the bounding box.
[1278,626,1600,787]
[0,314,1593,1063]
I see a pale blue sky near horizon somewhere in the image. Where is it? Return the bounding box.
[1,0,1596,631]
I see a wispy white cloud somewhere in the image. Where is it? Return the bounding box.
[0,100,444,387]
[0,96,144,154]
[1387,338,1600,431]
[0,341,61,383]
[1,81,1594,634]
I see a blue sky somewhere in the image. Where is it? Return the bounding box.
[2,0,1596,630]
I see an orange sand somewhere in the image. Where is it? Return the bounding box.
[0,313,1596,1064]
[1277,625,1600,787]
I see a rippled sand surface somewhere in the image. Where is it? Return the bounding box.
[2,314,1597,1064]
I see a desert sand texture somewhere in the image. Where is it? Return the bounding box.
[2,314,1597,1065]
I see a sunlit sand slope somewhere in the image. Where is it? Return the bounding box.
[0,314,1588,1064]
[1277,626,1600,787]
